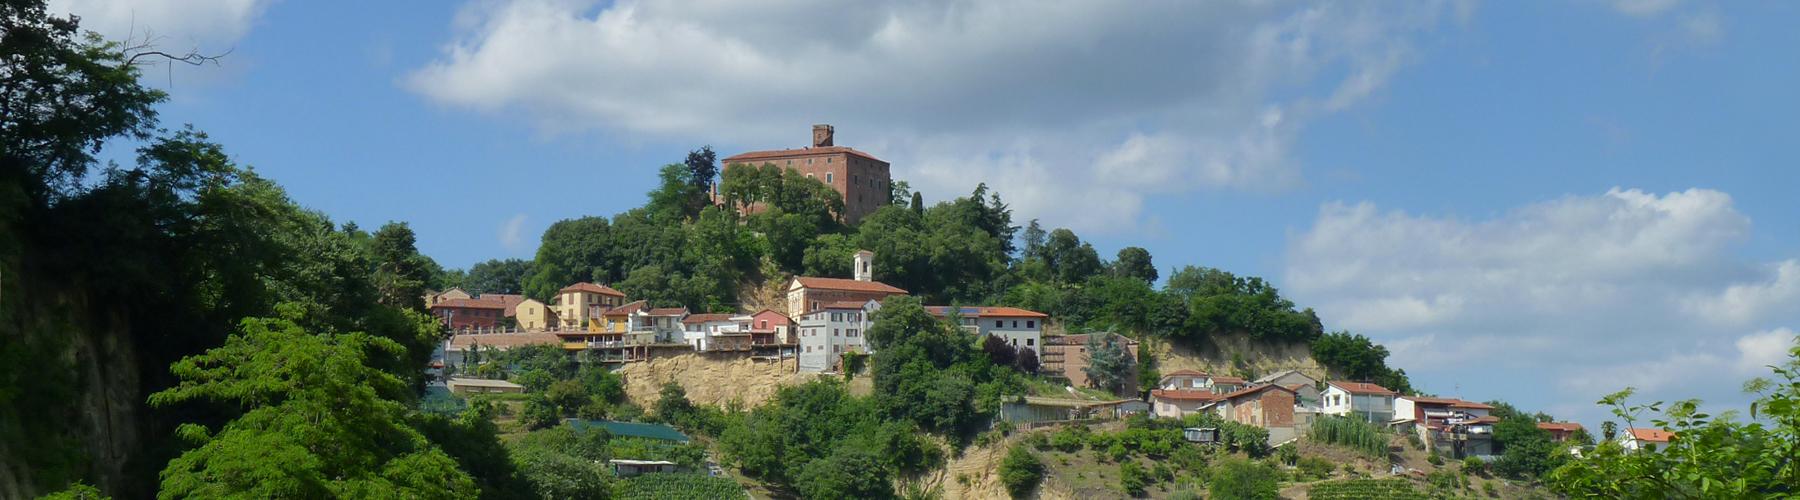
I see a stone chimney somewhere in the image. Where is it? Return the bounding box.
[812,124,834,147]
[853,250,874,282]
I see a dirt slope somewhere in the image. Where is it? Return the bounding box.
[617,353,818,408]
[1148,334,1329,382]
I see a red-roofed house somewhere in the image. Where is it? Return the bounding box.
[1622,428,1673,452]
[430,298,508,330]
[1151,389,1225,418]
[1323,381,1397,423]
[1537,422,1585,442]
[796,300,879,372]
[1396,395,1499,458]
[1213,384,1301,441]
[721,125,892,223]
[681,313,741,351]
[1158,370,1247,395]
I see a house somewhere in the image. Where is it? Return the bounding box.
[554,282,627,329]
[429,298,508,330]
[922,306,1048,356]
[479,293,526,316]
[552,300,654,363]
[1212,384,1301,444]
[1040,332,1140,390]
[1252,369,1321,405]
[796,300,879,372]
[1394,396,1497,458]
[1537,422,1585,442]
[1322,381,1397,424]
[786,251,908,319]
[1151,389,1224,418]
[721,124,893,223]
[1158,370,1244,394]
[633,306,689,343]
[446,377,525,394]
[1621,428,1673,452]
[511,298,556,331]
[742,309,794,351]
[681,313,747,352]
[999,397,1147,428]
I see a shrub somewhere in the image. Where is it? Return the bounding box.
[1309,415,1389,459]
[1426,451,1443,466]
[1297,456,1335,480]
[1049,425,1088,452]
[1210,457,1279,500]
[1120,461,1150,496]
[1483,480,1499,497]
[1463,455,1486,475]
[1308,479,1429,500]
[612,473,743,500]
[999,443,1045,499]
[1276,443,1300,465]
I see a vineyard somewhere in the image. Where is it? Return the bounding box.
[1307,479,1429,499]
[613,474,746,499]
[1307,415,1390,458]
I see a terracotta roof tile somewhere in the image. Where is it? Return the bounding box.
[560,282,626,296]
[1450,400,1495,410]
[1151,389,1225,402]
[793,276,908,294]
[1220,384,1297,401]
[923,306,1049,318]
[681,313,735,324]
[1628,428,1673,442]
[646,307,688,316]
[1537,422,1584,432]
[430,298,507,310]
[1328,381,1397,396]
[448,332,559,349]
[603,300,648,316]
[1211,376,1247,386]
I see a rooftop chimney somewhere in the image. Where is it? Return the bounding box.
[812,124,834,148]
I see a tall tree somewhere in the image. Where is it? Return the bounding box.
[1111,246,1158,283]
[372,222,430,310]
[523,216,613,300]
[1043,229,1102,283]
[463,258,529,295]
[1083,334,1134,394]
[684,146,718,215]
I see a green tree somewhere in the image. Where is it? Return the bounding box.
[1043,228,1102,283]
[1111,246,1158,283]
[684,146,719,215]
[1083,333,1135,394]
[463,258,530,295]
[148,314,477,498]
[523,216,613,300]
[1209,458,1279,500]
[372,222,433,310]
[795,446,893,500]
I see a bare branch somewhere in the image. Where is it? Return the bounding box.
[127,47,233,67]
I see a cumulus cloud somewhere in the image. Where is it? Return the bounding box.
[407,0,1461,231]
[1285,187,1798,424]
[45,0,270,49]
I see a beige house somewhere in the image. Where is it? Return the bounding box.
[425,287,472,306]
[513,298,555,331]
[555,282,626,329]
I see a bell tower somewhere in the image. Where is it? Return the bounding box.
[812,124,834,147]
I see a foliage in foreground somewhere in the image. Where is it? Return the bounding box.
[1307,479,1428,500]
[1546,337,1799,499]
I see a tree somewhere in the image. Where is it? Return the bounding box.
[889,180,912,206]
[982,334,1018,367]
[1209,458,1279,500]
[911,192,924,217]
[685,146,719,215]
[523,216,613,300]
[1083,334,1135,394]
[1043,229,1102,283]
[795,446,893,500]
[1015,348,1040,374]
[1111,246,1158,283]
[463,258,529,295]
[1000,444,1044,496]
[372,222,432,310]
[148,315,478,498]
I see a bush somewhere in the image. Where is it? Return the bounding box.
[1483,480,1499,497]
[1210,457,1279,500]
[1276,443,1300,465]
[1120,461,1150,496]
[1297,456,1335,480]
[612,473,744,500]
[1463,455,1487,475]
[1426,451,1443,466]
[999,443,1045,499]
[1049,425,1088,452]
[1308,479,1429,500]
[1309,415,1389,459]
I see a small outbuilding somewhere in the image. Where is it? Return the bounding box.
[446,377,525,394]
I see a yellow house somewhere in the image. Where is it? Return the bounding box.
[555,282,627,328]
[514,298,555,331]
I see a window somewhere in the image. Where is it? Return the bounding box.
[1011,320,1019,328]
[1011,339,1018,346]
[1026,338,1034,346]
[834,329,840,337]
[826,172,834,184]
[1027,320,1035,328]
[807,158,814,165]
[827,157,833,163]
[994,320,1002,328]
[759,320,768,329]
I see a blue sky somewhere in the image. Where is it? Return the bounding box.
[54,0,1800,428]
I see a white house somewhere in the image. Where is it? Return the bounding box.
[1322,381,1397,424]
[1621,428,1673,453]
[796,300,880,372]
[680,313,738,351]
[629,306,688,343]
[923,306,1048,356]
[1157,370,1248,394]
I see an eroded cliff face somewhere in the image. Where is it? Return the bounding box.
[0,258,146,498]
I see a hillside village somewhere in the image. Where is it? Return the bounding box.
[414,127,1614,499]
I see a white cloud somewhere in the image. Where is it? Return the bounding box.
[499,214,528,251]
[45,0,270,49]
[1735,328,1798,374]
[408,0,1460,232]
[1285,187,1797,426]
[1610,0,1682,17]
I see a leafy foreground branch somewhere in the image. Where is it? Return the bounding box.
[1547,336,1799,499]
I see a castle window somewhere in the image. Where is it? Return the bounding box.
[826,172,834,183]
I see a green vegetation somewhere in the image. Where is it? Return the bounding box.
[999,443,1044,498]
[1208,458,1280,500]
[1308,479,1429,500]
[1547,338,1800,498]
[1307,415,1390,459]
[612,474,743,500]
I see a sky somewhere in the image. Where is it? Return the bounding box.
[49,0,1800,429]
